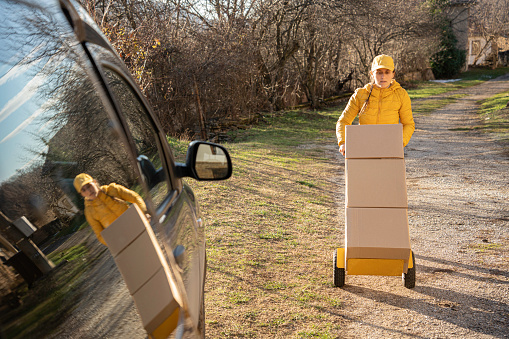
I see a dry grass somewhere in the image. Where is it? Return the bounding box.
[181,110,346,338]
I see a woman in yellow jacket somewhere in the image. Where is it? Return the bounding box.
[74,173,148,246]
[336,55,415,156]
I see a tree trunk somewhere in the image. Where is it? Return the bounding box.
[193,75,207,140]
[305,26,317,108]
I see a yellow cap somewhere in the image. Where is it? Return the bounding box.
[371,54,394,71]
[74,173,94,192]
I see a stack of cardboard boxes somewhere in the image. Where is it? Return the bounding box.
[102,204,180,339]
[344,124,411,275]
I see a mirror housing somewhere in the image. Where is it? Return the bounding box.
[137,155,166,189]
[175,141,232,180]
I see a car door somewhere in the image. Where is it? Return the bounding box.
[67,1,206,328]
[93,60,206,329]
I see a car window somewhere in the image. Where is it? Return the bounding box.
[0,4,140,221]
[101,68,170,208]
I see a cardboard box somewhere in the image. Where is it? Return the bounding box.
[132,267,180,334]
[346,158,408,208]
[112,231,163,295]
[148,307,180,339]
[101,204,148,257]
[345,124,404,159]
[345,207,410,262]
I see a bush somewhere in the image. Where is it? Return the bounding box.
[430,23,466,79]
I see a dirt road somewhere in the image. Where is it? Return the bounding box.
[334,75,509,338]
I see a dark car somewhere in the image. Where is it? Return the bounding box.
[0,0,231,338]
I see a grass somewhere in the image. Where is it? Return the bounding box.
[468,242,504,253]
[459,66,509,81]
[297,180,316,188]
[406,81,464,99]
[477,90,509,142]
[47,244,88,265]
[406,67,509,99]
[179,107,344,337]
[447,90,509,143]
[3,246,90,339]
[412,97,462,116]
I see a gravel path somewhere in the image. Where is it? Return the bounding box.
[335,75,509,338]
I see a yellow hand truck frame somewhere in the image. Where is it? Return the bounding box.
[333,248,415,288]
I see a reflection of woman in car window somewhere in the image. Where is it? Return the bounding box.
[74,173,148,246]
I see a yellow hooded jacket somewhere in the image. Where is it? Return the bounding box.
[336,80,415,147]
[84,183,147,245]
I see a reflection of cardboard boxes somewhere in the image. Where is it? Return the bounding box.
[133,268,180,336]
[101,204,146,256]
[112,231,163,294]
[345,158,407,208]
[101,204,179,339]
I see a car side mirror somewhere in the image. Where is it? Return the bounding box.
[175,141,232,180]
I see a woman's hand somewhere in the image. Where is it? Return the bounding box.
[339,144,346,157]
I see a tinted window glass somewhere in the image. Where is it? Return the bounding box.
[102,68,170,207]
[0,9,140,224]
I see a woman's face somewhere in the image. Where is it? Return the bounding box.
[372,68,394,88]
[80,182,100,200]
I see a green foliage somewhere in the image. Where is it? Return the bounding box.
[425,0,450,15]
[48,244,88,265]
[430,22,466,79]
[166,136,190,163]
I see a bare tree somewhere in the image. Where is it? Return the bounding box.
[77,0,444,138]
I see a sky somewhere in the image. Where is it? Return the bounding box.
[0,60,50,182]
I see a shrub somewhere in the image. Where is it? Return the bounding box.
[430,23,466,79]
